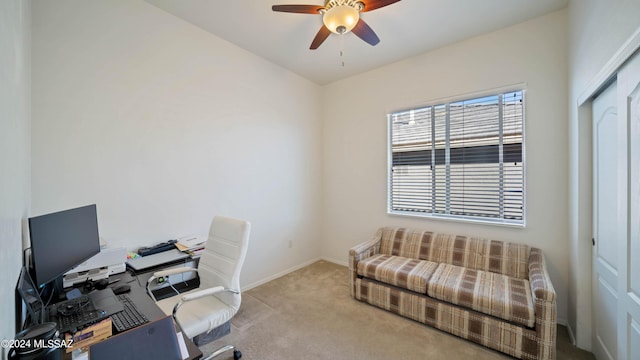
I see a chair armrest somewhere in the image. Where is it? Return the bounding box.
[152,266,198,279]
[528,247,556,302]
[172,286,239,319]
[180,286,233,302]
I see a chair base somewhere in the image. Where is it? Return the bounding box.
[203,345,241,360]
[193,320,231,346]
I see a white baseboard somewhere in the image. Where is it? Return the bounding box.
[243,257,322,291]
[320,256,348,267]
[565,322,576,346]
[242,256,349,291]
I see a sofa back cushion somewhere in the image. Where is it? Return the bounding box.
[378,227,530,279]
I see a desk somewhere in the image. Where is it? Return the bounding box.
[64,271,202,360]
[114,271,202,359]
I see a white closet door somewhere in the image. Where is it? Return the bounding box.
[617,50,640,360]
[592,79,621,360]
[592,51,640,360]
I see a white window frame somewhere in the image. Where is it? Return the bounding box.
[387,87,526,227]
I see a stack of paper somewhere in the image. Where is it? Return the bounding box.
[175,235,206,258]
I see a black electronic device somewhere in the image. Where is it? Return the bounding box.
[16,265,112,335]
[28,205,101,289]
[8,322,61,360]
[16,267,46,326]
[112,284,131,295]
[49,296,107,334]
[90,316,180,360]
[84,278,109,291]
[88,288,124,317]
[137,239,177,257]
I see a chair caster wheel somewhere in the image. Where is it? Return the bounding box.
[233,350,242,360]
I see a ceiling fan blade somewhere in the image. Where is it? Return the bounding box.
[310,26,331,50]
[272,4,324,14]
[360,0,402,12]
[352,19,380,46]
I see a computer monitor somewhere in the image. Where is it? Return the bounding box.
[28,204,101,289]
[16,266,46,326]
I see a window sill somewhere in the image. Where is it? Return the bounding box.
[387,210,526,228]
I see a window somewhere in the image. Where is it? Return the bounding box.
[388,90,524,225]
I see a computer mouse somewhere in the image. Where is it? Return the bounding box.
[112,284,131,295]
[95,279,109,290]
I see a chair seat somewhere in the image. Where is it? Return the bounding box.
[157,289,238,339]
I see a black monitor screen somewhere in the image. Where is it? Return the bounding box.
[28,204,101,288]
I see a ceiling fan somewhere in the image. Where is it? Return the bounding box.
[272,0,402,50]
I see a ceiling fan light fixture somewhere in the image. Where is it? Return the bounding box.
[322,4,359,34]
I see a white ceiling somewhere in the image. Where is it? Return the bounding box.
[145,0,568,85]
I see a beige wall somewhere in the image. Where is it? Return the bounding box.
[31,0,323,289]
[321,10,570,323]
[567,0,640,350]
[0,0,31,346]
[16,1,640,350]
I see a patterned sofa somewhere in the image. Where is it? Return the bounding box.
[349,227,557,360]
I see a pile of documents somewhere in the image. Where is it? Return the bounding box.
[175,235,206,258]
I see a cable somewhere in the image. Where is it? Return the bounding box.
[127,268,142,287]
[40,282,55,308]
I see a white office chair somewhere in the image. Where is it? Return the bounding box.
[147,216,250,360]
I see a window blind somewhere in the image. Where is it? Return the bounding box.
[389,90,524,224]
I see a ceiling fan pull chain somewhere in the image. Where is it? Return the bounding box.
[340,36,346,67]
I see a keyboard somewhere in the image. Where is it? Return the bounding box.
[110,294,149,333]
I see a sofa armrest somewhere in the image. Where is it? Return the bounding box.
[528,248,556,302]
[348,229,382,297]
[349,229,382,266]
[528,247,557,360]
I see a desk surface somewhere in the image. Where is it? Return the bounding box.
[65,271,202,360]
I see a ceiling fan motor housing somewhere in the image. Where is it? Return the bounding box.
[322,3,361,34]
[323,0,364,9]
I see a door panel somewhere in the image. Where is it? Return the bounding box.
[620,52,640,360]
[630,82,640,303]
[595,275,618,359]
[630,318,640,360]
[594,104,619,273]
[593,80,620,360]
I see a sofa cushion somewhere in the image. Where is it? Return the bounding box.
[427,263,535,327]
[378,227,530,279]
[357,254,439,293]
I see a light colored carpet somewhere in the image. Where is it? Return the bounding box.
[201,260,594,360]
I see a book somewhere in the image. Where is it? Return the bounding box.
[65,318,112,353]
[176,235,206,255]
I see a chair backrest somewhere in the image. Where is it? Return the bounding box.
[198,216,251,310]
